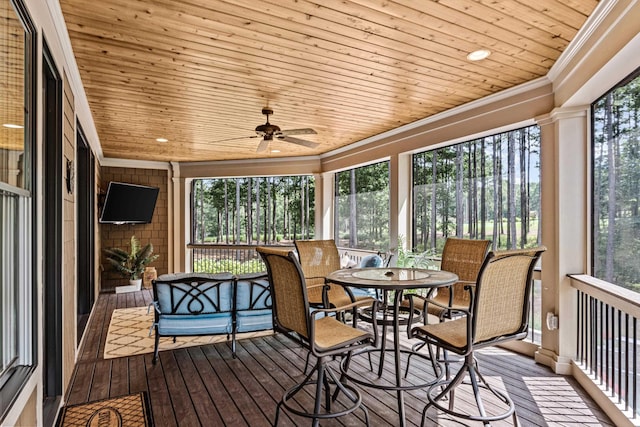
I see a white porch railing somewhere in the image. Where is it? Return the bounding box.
[570,274,640,424]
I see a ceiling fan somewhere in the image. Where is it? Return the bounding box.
[214,107,319,152]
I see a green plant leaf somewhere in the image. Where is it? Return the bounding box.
[104,235,159,280]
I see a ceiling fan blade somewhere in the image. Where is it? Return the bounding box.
[278,135,319,149]
[256,138,270,152]
[278,128,317,136]
[211,135,258,143]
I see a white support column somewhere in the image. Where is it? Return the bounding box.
[389,154,399,254]
[535,106,589,374]
[169,161,186,273]
[391,153,412,257]
[8,150,23,187]
[319,171,334,240]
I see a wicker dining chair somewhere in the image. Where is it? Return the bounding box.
[405,237,492,324]
[256,246,378,427]
[409,246,546,426]
[294,239,356,309]
[403,238,491,377]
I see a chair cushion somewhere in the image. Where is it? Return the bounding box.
[313,316,371,351]
[359,254,383,268]
[416,317,468,351]
[236,309,273,332]
[349,287,378,299]
[235,273,271,311]
[157,272,231,281]
[158,313,232,336]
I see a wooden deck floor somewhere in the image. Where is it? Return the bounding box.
[64,290,614,426]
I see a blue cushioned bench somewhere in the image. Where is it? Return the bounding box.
[233,272,272,355]
[151,272,272,363]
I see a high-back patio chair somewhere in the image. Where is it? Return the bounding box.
[256,246,378,426]
[294,239,355,308]
[403,238,491,376]
[409,246,546,426]
[405,237,492,324]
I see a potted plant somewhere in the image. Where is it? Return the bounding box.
[104,235,159,291]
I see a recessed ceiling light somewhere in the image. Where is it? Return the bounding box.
[466,49,491,61]
[271,149,281,153]
[3,123,23,129]
[155,137,168,143]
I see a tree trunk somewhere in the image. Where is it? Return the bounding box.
[507,132,516,249]
[519,129,529,248]
[493,136,501,246]
[430,152,438,251]
[255,179,261,244]
[271,179,277,242]
[480,139,486,239]
[198,181,204,242]
[246,178,253,244]
[349,169,358,247]
[224,180,229,244]
[605,93,617,281]
[469,142,478,238]
[455,144,464,237]
[235,180,241,244]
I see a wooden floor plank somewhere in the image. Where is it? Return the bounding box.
[157,350,201,426]
[187,346,248,426]
[64,362,94,405]
[95,293,118,359]
[172,348,223,426]
[128,355,148,394]
[217,342,278,426]
[77,294,109,361]
[87,359,112,402]
[203,343,264,426]
[63,291,615,427]
[109,357,129,398]
[144,352,178,427]
[236,338,329,426]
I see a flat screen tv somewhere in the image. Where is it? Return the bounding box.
[99,182,159,224]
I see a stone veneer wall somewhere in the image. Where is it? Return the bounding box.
[99,166,169,291]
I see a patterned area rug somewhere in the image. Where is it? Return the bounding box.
[104,306,273,359]
[56,392,153,426]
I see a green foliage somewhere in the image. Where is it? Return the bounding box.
[104,235,159,280]
[395,236,440,269]
[193,258,264,275]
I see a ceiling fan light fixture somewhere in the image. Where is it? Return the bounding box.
[467,49,491,61]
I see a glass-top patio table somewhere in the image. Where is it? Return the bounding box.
[326,267,458,427]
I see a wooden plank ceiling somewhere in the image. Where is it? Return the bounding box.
[59,0,599,162]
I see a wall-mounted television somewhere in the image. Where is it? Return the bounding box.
[99,182,159,224]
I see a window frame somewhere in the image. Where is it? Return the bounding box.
[190,175,316,245]
[590,66,640,290]
[333,160,391,251]
[410,124,542,253]
[0,0,37,422]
